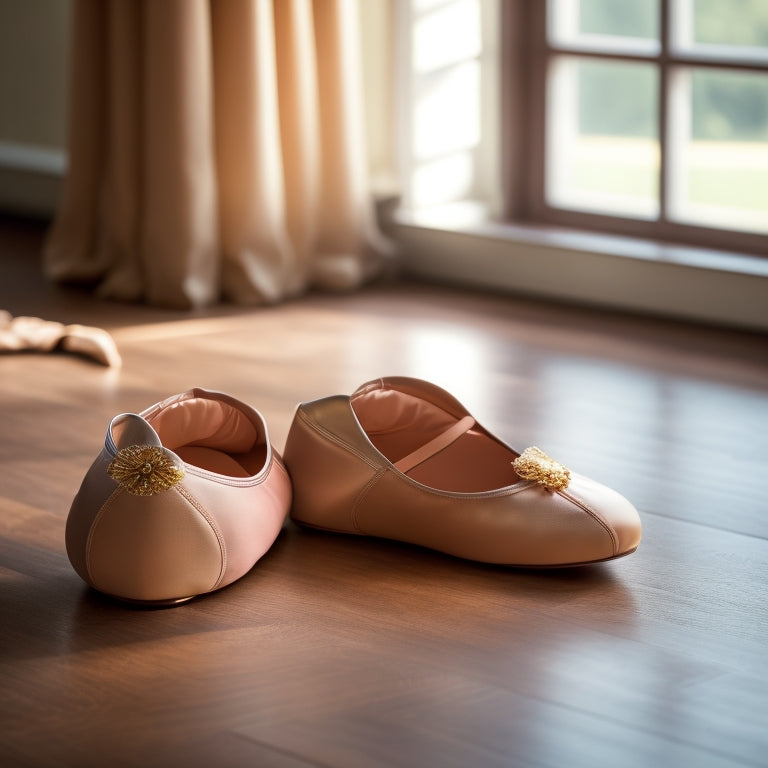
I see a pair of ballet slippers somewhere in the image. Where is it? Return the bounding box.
[0,310,121,367]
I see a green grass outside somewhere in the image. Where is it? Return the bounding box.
[565,136,767,230]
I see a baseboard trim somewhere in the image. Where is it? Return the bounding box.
[0,140,66,217]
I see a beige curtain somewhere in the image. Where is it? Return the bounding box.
[44,0,392,309]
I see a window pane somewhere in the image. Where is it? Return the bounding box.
[549,0,659,51]
[577,0,657,38]
[547,56,660,218]
[673,0,768,59]
[693,0,768,47]
[668,68,768,234]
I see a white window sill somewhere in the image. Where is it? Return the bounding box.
[386,202,768,332]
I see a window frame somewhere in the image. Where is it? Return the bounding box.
[501,0,768,257]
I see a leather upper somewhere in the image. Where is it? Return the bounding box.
[65,388,291,603]
[283,377,642,566]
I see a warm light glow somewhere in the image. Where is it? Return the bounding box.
[405,325,488,401]
[414,61,480,161]
[408,0,485,209]
[412,152,475,207]
[413,0,481,74]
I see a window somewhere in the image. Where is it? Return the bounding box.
[398,1,767,256]
[393,0,768,329]
[505,0,768,255]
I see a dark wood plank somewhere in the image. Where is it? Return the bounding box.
[1,215,767,768]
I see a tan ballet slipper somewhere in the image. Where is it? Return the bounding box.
[61,324,122,368]
[0,311,121,367]
[0,315,66,352]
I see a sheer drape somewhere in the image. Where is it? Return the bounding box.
[44,0,391,309]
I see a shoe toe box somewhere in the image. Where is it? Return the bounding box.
[565,473,642,559]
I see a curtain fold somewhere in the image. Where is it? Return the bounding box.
[45,0,392,309]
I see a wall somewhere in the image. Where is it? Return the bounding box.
[0,0,70,215]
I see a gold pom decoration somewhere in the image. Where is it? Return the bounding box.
[107,445,185,496]
[512,446,571,492]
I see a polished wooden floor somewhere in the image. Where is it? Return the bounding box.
[1,215,767,768]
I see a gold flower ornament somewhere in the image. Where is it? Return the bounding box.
[512,446,571,492]
[107,445,185,496]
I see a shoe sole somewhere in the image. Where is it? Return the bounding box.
[93,590,197,608]
[291,519,638,568]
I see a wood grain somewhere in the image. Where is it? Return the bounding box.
[1,214,767,767]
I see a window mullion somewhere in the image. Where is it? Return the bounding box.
[545,47,658,64]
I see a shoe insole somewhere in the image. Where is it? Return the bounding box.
[175,445,255,477]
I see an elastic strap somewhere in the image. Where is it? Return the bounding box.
[393,416,476,474]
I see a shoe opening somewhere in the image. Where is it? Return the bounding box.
[147,395,268,477]
[352,386,520,493]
